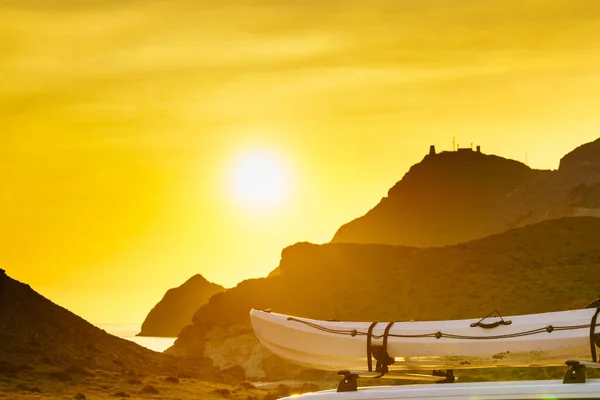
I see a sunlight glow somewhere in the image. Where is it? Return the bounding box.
[230,151,288,208]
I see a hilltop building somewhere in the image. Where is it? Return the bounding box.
[428,144,481,155]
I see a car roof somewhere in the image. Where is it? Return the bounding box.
[284,380,600,399]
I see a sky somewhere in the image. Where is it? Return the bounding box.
[2,0,600,324]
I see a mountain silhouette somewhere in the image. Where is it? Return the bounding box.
[138,274,225,337]
[559,137,600,175]
[168,217,600,379]
[160,138,600,380]
[0,270,219,379]
[332,139,600,246]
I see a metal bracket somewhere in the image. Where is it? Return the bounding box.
[337,371,358,392]
[563,360,600,383]
[562,360,600,383]
[564,360,586,383]
[434,369,456,384]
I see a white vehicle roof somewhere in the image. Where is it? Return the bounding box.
[281,380,600,400]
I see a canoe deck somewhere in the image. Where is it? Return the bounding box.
[250,308,600,371]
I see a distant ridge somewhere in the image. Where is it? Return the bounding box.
[332,138,600,246]
[559,137,600,174]
[138,274,224,337]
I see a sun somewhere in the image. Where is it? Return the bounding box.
[230,150,289,208]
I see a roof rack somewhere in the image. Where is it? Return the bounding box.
[335,360,600,392]
[337,370,454,392]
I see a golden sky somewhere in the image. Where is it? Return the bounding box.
[2,0,600,324]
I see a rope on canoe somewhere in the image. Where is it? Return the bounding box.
[286,317,590,340]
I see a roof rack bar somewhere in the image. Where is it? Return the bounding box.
[566,360,600,368]
[337,370,453,392]
[339,370,449,382]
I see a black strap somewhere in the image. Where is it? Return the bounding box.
[590,307,600,362]
[366,322,379,372]
[586,299,600,309]
[382,322,395,354]
[374,321,397,376]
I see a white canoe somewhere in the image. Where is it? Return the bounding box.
[250,308,600,371]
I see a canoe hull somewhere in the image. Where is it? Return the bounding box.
[250,308,598,371]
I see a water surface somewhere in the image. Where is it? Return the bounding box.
[97,323,176,353]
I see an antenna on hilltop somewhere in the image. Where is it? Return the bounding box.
[452,137,456,151]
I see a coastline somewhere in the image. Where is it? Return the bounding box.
[96,323,176,353]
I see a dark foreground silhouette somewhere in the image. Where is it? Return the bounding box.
[0,270,309,399]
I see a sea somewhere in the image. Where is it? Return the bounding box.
[96,323,176,353]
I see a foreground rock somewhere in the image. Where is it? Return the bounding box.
[169,217,600,379]
[0,271,226,382]
[138,274,225,337]
[333,138,600,247]
[0,369,303,400]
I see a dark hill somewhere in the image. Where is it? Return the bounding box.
[168,217,600,379]
[138,274,225,337]
[332,139,600,246]
[0,270,218,380]
[559,137,600,176]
